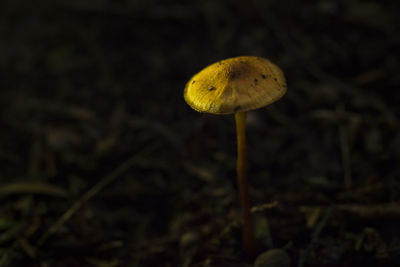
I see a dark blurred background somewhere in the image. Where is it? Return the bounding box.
[1,0,400,266]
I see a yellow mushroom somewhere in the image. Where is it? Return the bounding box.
[184,56,286,256]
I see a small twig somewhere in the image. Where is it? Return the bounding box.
[337,203,400,219]
[251,201,279,213]
[37,155,140,246]
[301,203,400,220]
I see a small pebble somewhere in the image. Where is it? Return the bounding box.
[254,249,290,267]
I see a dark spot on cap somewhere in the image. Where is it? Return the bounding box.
[254,78,258,84]
[261,74,267,79]
[273,77,277,81]
[208,86,216,91]
[192,80,196,84]
[229,71,240,79]
[234,105,241,112]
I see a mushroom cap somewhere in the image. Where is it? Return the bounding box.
[184,56,287,114]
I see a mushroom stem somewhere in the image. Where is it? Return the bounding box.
[235,112,258,256]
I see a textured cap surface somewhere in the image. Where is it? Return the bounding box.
[184,56,286,114]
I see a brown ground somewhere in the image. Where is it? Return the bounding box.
[1,0,400,266]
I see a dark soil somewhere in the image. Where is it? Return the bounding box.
[1,0,400,266]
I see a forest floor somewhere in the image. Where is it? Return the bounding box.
[1,0,400,266]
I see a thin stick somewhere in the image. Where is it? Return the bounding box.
[235,112,257,256]
[37,156,139,246]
